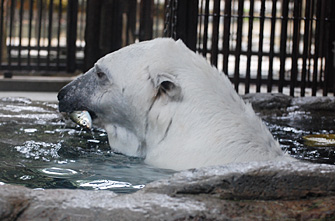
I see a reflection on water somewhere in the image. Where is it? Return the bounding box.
[0,97,174,193]
[1,97,335,192]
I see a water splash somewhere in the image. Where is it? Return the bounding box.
[14,141,62,161]
[78,179,145,191]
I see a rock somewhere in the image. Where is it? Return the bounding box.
[243,93,335,112]
[144,161,335,200]
[291,96,335,112]
[1,161,335,220]
[2,93,335,219]
[242,93,292,111]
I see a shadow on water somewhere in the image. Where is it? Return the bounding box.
[1,97,335,192]
[0,97,174,193]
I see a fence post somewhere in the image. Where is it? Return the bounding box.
[175,0,198,51]
[326,0,335,94]
[139,0,153,41]
[84,0,101,71]
[66,0,78,72]
[84,0,123,71]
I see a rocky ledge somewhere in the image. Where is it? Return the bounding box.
[1,93,335,220]
[1,161,335,220]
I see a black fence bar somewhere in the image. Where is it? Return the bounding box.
[66,0,78,72]
[0,0,4,64]
[18,0,23,68]
[222,0,231,76]
[245,0,254,94]
[210,0,220,66]
[326,0,335,95]
[319,0,327,96]
[37,0,43,69]
[174,0,198,51]
[27,0,33,66]
[56,0,62,70]
[290,0,301,96]
[278,0,289,93]
[233,0,244,92]
[312,0,321,96]
[267,0,277,93]
[300,0,311,97]
[139,0,153,41]
[47,0,54,68]
[8,0,15,67]
[256,0,265,92]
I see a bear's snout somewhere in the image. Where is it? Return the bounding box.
[57,86,67,103]
[58,85,74,113]
[58,72,97,117]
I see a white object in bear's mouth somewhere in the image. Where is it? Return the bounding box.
[69,110,92,129]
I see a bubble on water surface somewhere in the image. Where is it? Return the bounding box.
[23,128,38,133]
[41,167,78,176]
[20,175,33,180]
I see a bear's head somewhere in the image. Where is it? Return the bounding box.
[58,38,194,158]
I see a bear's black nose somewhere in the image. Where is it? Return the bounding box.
[57,87,67,101]
[57,85,73,112]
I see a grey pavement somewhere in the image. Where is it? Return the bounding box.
[0,92,58,102]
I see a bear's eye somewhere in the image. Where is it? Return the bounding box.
[96,72,105,79]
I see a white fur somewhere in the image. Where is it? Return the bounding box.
[92,38,293,170]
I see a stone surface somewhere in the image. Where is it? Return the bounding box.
[1,93,335,220]
[1,161,335,220]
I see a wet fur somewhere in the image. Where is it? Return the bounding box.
[58,38,293,170]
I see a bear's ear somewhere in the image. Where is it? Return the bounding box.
[155,73,182,101]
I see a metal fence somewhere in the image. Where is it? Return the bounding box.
[0,0,86,72]
[166,0,335,96]
[0,0,165,73]
[1,0,335,96]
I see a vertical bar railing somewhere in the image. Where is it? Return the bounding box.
[267,0,277,93]
[139,0,153,41]
[0,0,5,65]
[47,0,54,68]
[325,0,335,95]
[312,0,321,96]
[290,0,301,96]
[37,0,43,69]
[222,0,231,76]
[319,0,327,96]
[300,0,311,96]
[56,0,62,70]
[233,0,244,92]
[201,0,209,58]
[256,0,265,92]
[66,0,78,72]
[210,0,220,66]
[278,0,289,93]
[27,0,34,67]
[8,0,16,67]
[245,0,254,94]
[18,0,23,68]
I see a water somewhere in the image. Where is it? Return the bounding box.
[0,97,174,193]
[1,97,335,193]
[262,107,335,165]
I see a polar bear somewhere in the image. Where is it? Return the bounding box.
[58,38,293,170]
